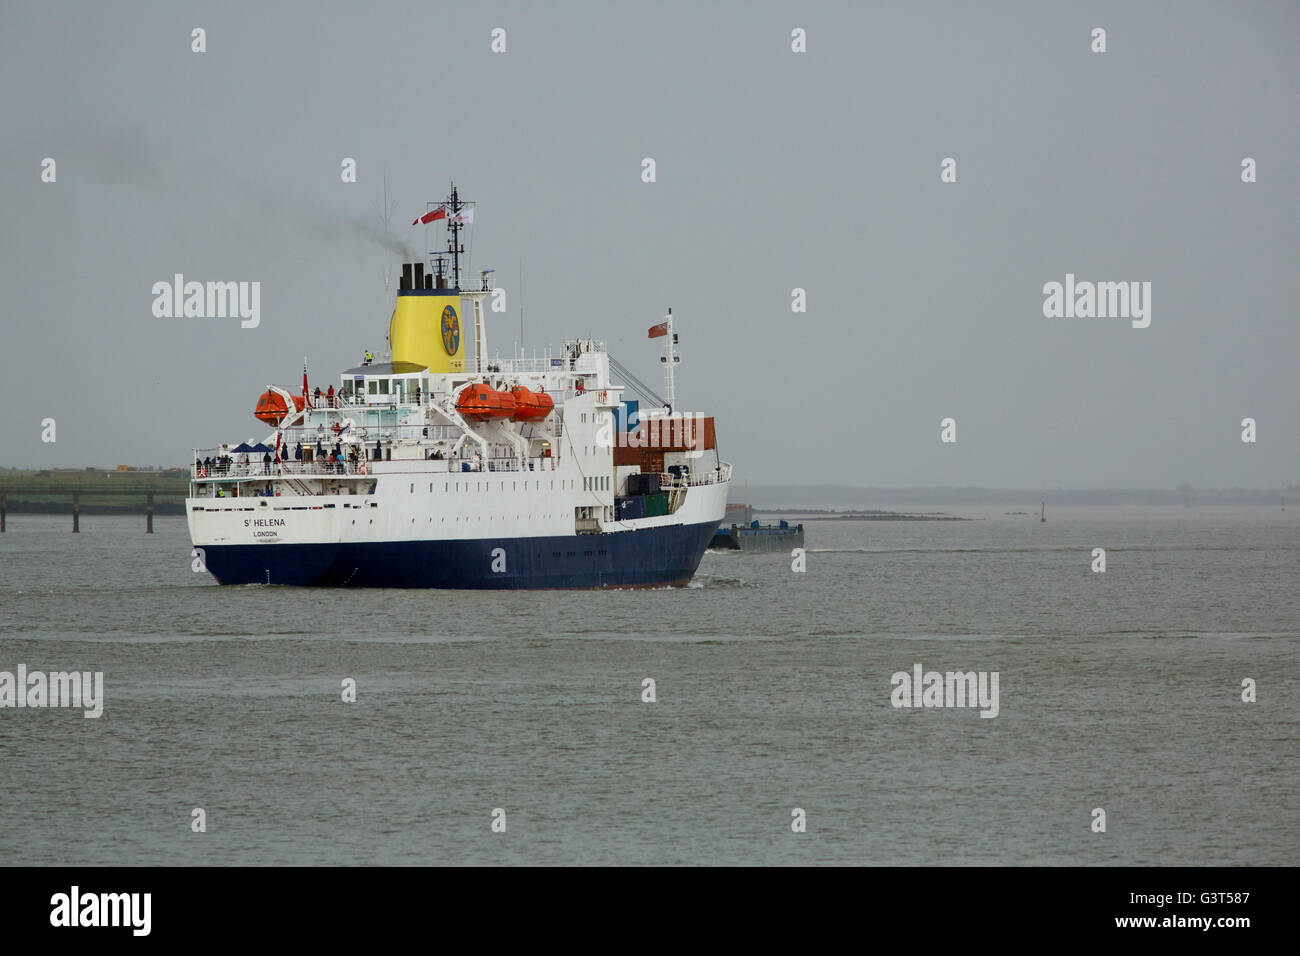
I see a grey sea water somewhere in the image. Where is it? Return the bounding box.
[0,507,1295,866]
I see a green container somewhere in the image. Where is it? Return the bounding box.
[643,492,669,517]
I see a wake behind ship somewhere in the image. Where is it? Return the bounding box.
[186,185,731,588]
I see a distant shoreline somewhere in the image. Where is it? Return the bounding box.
[741,486,1294,508]
[2,501,187,516]
[769,511,969,521]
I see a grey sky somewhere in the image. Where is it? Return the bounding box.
[2,0,1296,488]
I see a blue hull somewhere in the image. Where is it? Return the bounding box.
[199,519,722,589]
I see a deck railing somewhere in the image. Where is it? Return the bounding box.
[191,455,565,481]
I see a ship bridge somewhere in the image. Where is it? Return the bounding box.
[339,361,431,407]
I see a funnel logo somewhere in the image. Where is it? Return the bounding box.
[441,305,461,355]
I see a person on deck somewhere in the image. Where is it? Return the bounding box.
[262,452,272,475]
[327,385,335,407]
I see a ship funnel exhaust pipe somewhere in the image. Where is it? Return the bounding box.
[400,263,413,290]
[413,262,424,289]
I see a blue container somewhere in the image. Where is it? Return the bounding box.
[616,496,644,519]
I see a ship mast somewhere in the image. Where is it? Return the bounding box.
[447,182,465,288]
[433,183,491,373]
[659,308,679,411]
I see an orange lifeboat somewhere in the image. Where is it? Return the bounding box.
[510,386,554,421]
[456,385,516,421]
[254,388,307,426]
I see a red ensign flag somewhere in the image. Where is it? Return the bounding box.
[413,207,447,226]
[648,322,668,338]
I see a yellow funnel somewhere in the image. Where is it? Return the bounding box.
[388,288,466,373]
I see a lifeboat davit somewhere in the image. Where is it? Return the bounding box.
[456,385,516,421]
[254,388,307,426]
[510,386,554,421]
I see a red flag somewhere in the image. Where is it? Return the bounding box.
[648,322,668,338]
[413,207,447,226]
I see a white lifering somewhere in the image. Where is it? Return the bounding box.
[358,461,368,475]
[196,467,207,478]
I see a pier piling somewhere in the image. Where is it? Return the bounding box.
[72,492,80,533]
[1,493,6,532]
[146,492,154,533]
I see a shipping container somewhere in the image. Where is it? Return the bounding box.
[628,415,716,452]
[615,496,644,519]
[625,472,659,496]
[643,492,670,517]
[614,400,640,433]
[615,465,641,495]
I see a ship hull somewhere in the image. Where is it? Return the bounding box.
[198,519,722,589]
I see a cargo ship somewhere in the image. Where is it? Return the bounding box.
[708,505,805,552]
[186,185,731,588]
